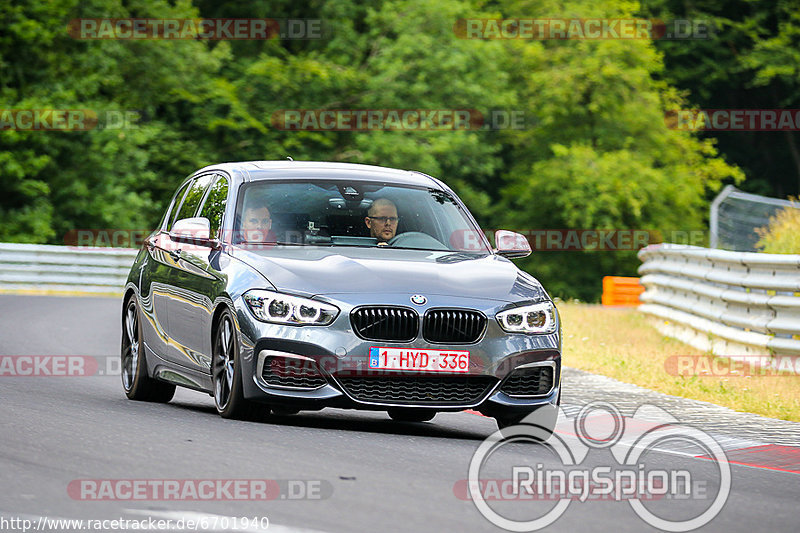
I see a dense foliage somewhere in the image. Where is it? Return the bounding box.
[756,201,800,254]
[3,0,794,299]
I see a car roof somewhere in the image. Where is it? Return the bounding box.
[194,161,442,188]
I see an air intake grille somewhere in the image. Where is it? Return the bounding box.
[336,375,497,405]
[261,356,327,390]
[423,309,486,344]
[351,307,419,342]
[500,366,554,397]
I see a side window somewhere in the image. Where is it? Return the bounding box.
[171,174,214,229]
[161,180,192,231]
[169,178,196,230]
[198,175,229,239]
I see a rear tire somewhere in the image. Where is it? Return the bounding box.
[212,308,261,420]
[388,408,436,423]
[121,296,176,403]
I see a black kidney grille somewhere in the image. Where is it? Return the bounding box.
[261,356,327,390]
[351,307,418,341]
[500,366,554,397]
[423,309,486,344]
[336,375,498,405]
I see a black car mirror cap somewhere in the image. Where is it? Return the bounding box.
[494,229,532,259]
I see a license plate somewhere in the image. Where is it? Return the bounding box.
[368,347,470,372]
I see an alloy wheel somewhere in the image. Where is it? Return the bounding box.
[121,299,139,391]
[213,315,235,410]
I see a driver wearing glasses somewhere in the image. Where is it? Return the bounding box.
[364,198,400,243]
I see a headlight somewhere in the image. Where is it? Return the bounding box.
[243,290,339,326]
[496,301,557,334]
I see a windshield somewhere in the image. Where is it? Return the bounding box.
[233,179,490,253]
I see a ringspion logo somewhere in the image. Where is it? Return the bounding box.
[466,402,730,531]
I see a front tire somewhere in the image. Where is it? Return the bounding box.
[121,296,175,402]
[212,308,260,420]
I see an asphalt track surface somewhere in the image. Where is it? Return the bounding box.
[0,294,797,532]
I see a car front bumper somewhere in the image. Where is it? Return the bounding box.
[234,292,562,415]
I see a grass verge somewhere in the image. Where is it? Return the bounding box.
[558,302,800,422]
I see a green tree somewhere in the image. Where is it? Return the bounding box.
[1,0,749,302]
[640,0,800,197]
[0,0,246,241]
[496,0,742,299]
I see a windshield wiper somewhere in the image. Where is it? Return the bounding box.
[382,245,452,252]
[238,241,308,246]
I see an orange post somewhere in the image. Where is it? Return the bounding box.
[601,276,644,306]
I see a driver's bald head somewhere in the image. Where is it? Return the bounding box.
[368,198,397,216]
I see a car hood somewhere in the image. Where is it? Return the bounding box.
[231,246,547,303]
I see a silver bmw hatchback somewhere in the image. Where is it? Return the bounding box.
[122,161,561,434]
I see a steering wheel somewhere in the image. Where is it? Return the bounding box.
[387,232,448,250]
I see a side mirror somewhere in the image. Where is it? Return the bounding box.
[171,217,218,247]
[494,230,531,259]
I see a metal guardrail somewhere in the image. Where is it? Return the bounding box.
[638,244,800,356]
[0,243,138,294]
